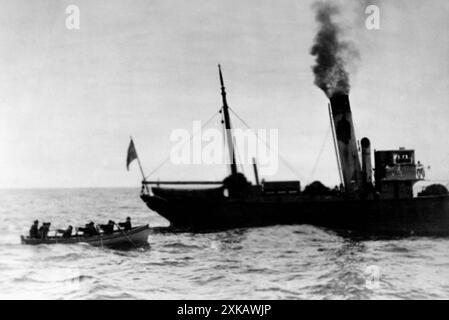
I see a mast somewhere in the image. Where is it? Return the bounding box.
[130,137,146,181]
[252,157,260,186]
[219,64,238,176]
[129,136,149,193]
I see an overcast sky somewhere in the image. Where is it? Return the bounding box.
[0,0,448,188]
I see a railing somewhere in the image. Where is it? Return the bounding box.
[142,181,223,185]
[384,164,424,181]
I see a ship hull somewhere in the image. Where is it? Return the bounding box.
[141,194,449,236]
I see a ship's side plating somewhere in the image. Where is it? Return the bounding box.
[141,191,449,236]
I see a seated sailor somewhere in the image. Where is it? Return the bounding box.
[99,220,115,235]
[63,226,73,238]
[57,225,73,238]
[118,217,132,231]
[29,220,39,238]
[78,221,99,237]
[38,222,51,239]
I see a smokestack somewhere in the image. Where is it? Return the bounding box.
[361,137,373,186]
[329,93,362,191]
[310,2,362,192]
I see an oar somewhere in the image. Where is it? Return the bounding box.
[113,222,138,248]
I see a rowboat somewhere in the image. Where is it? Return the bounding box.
[21,225,151,248]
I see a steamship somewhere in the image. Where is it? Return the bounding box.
[139,66,449,236]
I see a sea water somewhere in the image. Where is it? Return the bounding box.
[0,188,448,299]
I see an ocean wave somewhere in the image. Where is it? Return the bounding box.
[162,242,204,250]
[13,274,93,284]
[91,292,138,299]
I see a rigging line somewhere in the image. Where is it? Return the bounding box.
[144,109,222,180]
[228,107,304,181]
[350,107,363,161]
[328,103,344,187]
[113,223,138,249]
[309,124,331,182]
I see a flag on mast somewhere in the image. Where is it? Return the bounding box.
[127,139,138,171]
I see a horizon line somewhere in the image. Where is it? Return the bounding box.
[0,186,142,190]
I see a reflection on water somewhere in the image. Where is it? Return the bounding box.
[0,188,449,299]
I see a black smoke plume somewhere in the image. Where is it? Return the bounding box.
[310,1,358,98]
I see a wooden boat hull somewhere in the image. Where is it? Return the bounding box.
[21,225,151,248]
[141,194,449,237]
